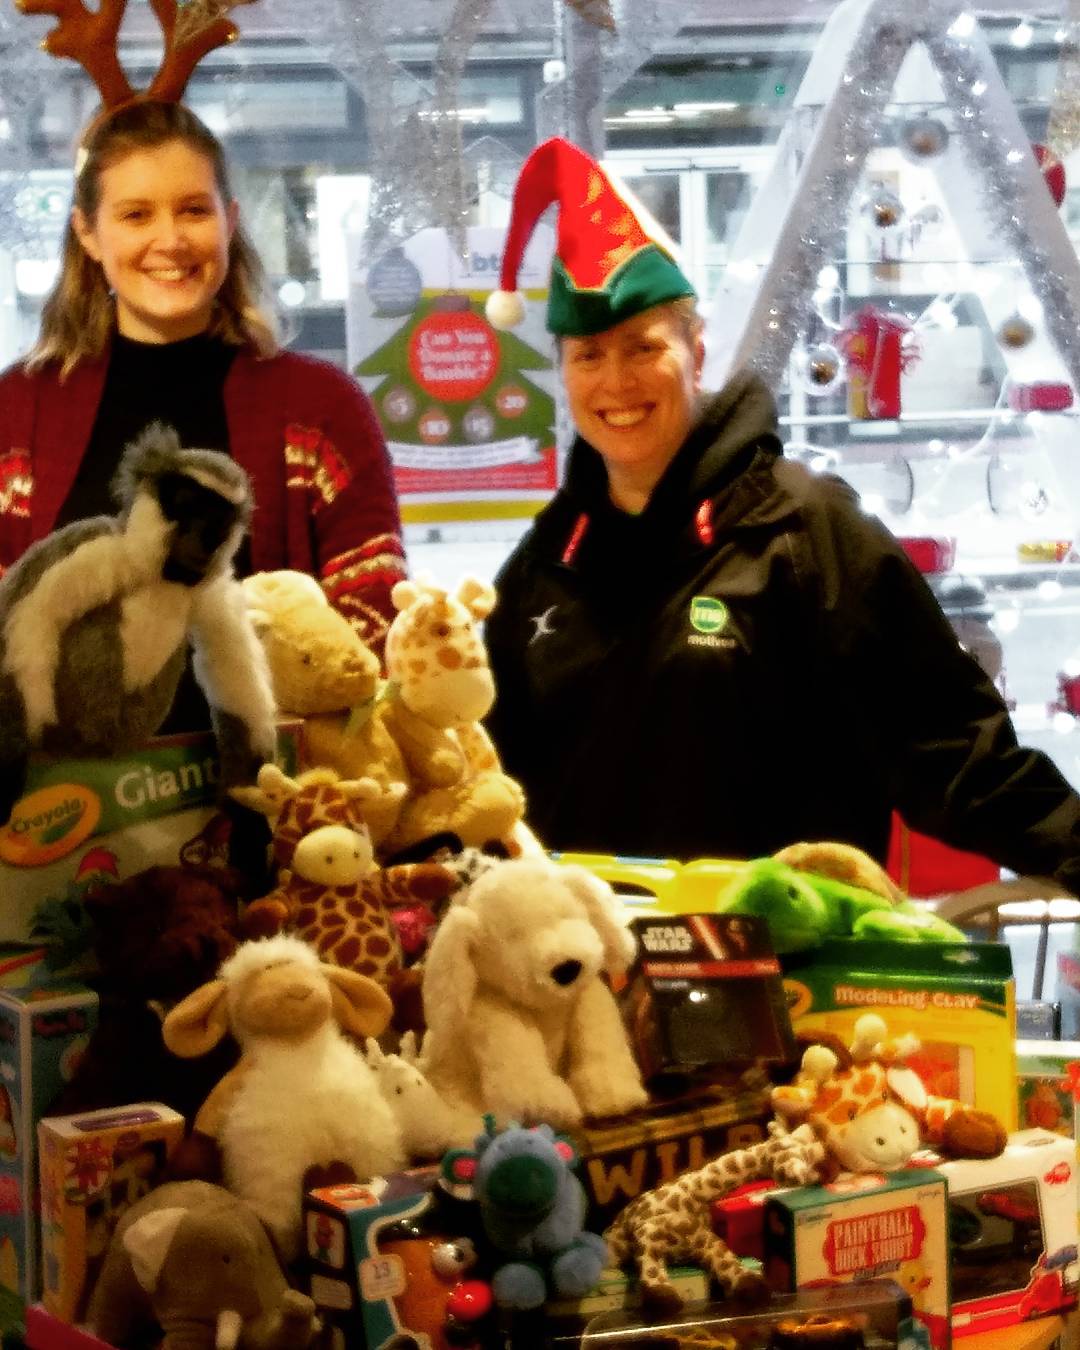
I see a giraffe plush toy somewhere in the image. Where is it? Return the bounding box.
[231,765,456,996]
[377,577,531,855]
[770,1012,1007,1172]
[604,1122,826,1312]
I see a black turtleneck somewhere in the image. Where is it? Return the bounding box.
[55,332,242,735]
[54,331,238,528]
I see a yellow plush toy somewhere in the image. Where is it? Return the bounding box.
[378,577,528,855]
[242,571,408,847]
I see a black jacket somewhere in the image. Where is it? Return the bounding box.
[485,371,1080,891]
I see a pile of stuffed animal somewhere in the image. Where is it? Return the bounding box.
[5,438,1006,1347]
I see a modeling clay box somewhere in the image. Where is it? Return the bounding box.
[304,1171,489,1350]
[621,913,796,1085]
[570,1086,772,1231]
[938,1128,1079,1336]
[582,1281,927,1350]
[37,1102,184,1323]
[0,984,98,1310]
[783,940,1016,1130]
[764,1169,951,1349]
[1016,1038,1080,1138]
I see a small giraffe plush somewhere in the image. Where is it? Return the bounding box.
[604,1122,825,1312]
[378,577,529,855]
[232,765,455,993]
[771,1013,1007,1171]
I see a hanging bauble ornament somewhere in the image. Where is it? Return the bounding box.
[900,116,950,162]
[796,343,845,395]
[996,313,1035,349]
[861,188,905,230]
[911,203,945,235]
[1019,480,1051,519]
[367,246,423,318]
[1032,143,1067,208]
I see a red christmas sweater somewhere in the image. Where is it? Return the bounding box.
[0,344,406,650]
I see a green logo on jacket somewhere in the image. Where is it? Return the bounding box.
[690,596,729,634]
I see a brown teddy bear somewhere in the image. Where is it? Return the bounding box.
[46,865,247,1123]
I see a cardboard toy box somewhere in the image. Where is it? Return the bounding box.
[305,1171,492,1350]
[764,1168,951,1348]
[0,726,299,963]
[570,1086,773,1231]
[783,939,1017,1130]
[621,913,796,1086]
[0,984,98,1311]
[37,1102,185,1324]
[1016,1038,1080,1137]
[937,1128,1079,1337]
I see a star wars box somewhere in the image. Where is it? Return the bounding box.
[783,939,1016,1130]
[37,1102,185,1324]
[937,1129,1079,1336]
[621,912,796,1086]
[0,726,299,967]
[570,1085,773,1230]
[764,1168,951,1349]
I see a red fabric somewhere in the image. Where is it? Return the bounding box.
[0,345,406,652]
[887,812,999,897]
[499,137,652,292]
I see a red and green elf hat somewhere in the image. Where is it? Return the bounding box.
[485,136,695,337]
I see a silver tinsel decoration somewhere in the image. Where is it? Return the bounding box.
[723,0,1080,401]
[299,0,529,263]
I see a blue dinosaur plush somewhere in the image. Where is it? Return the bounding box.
[441,1120,606,1310]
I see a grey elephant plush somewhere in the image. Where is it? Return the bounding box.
[85,1180,318,1350]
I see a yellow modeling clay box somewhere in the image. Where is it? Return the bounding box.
[764,1168,950,1348]
[782,940,1016,1130]
[38,1102,184,1323]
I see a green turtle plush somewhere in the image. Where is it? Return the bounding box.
[716,843,967,952]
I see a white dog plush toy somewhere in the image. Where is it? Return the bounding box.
[420,858,648,1128]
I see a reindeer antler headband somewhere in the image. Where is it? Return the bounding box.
[14,0,259,108]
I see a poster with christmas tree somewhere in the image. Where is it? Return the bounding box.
[347,225,557,523]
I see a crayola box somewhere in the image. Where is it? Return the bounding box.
[782,940,1016,1129]
[764,1168,950,1348]
[38,1102,184,1323]
[0,984,98,1310]
[0,725,299,964]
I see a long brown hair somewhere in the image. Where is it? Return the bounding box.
[27,101,278,378]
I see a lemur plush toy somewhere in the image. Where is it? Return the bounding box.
[0,424,276,824]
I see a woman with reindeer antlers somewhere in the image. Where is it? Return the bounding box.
[0,0,406,674]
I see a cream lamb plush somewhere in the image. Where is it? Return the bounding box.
[242,571,408,846]
[163,935,404,1261]
[420,858,648,1129]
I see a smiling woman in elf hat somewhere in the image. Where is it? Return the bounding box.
[484,137,1080,896]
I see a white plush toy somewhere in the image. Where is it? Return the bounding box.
[163,935,404,1260]
[364,1032,481,1160]
[419,857,648,1129]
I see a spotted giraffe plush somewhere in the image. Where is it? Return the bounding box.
[378,577,530,855]
[604,1122,826,1312]
[771,1012,1007,1171]
[231,765,455,996]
